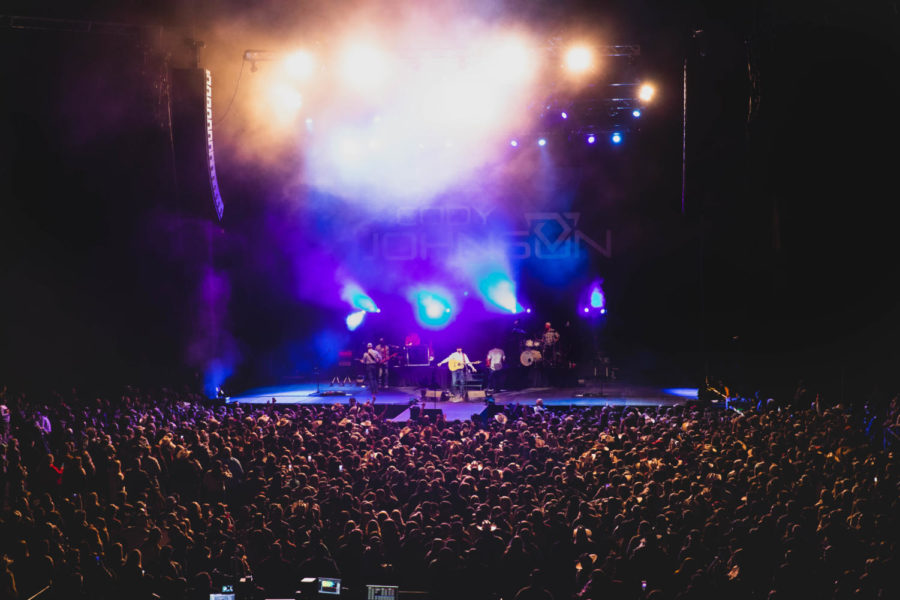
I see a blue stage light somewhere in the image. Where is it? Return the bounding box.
[583,307,590,313]
[589,286,605,309]
[341,282,379,313]
[204,359,234,399]
[600,308,606,314]
[538,138,547,147]
[346,310,366,331]
[353,294,378,313]
[587,134,596,144]
[611,132,623,144]
[411,289,455,329]
[663,388,699,399]
[526,308,532,314]
[632,109,641,118]
[477,271,522,314]
[510,139,519,147]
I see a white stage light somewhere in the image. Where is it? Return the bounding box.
[339,43,391,92]
[486,36,536,86]
[282,50,316,81]
[268,83,303,115]
[564,45,594,73]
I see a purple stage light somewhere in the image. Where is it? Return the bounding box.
[526,308,532,314]
[561,112,568,119]
[587,134,596,144]
[632,109,641,118]
[583,307,589,313]
[510,139,519,147]
[538,138,547,147]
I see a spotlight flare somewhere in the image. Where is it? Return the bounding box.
[282,50,316,81]
[638,83,656,102]
[564,45,594,73]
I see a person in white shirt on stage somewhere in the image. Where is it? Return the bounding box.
[486,347,506,392]
[360,343,382,394]
[437,347,477,398]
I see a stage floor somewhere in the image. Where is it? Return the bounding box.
[227,382,697,421]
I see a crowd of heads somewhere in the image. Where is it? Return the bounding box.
[0,386,896,600]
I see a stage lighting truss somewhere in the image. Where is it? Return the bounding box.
[544,39,641,59]
[538,42,649,140]
[243,41,649,143]
[537,96,644,142]
[243,50,279,72]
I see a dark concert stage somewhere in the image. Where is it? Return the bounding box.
[226,381,696,421]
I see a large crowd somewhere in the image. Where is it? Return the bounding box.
[0,386,896,600]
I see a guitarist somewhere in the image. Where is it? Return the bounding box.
[361,343,382,394]
[437,347,478,398]
[375,338,392,389]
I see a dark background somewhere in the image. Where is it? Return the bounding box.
[2,1,899,398]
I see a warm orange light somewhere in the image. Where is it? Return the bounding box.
[564,45,594,73]
[638,83,656,102]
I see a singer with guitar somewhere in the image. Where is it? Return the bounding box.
[437,347,480,399]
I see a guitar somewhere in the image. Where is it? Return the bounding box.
[448,359,481,372]
[378,352,398,365]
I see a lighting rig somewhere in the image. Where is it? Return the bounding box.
[241,39,655,148]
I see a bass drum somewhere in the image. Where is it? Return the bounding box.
[520,349,542,366]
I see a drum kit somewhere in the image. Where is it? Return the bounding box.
[520,339,543,366]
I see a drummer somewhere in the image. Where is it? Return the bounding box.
[542,322,560,347]
[541,322,560,366]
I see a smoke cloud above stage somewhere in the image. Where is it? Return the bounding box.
[204,3,616,206]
